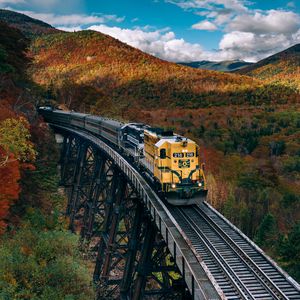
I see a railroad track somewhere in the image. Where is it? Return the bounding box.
[169,203,300,300]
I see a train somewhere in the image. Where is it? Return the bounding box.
[38,107,208,206]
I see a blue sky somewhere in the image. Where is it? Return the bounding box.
[1,0,300,62]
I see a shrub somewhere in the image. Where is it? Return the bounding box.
[0,228,95,300]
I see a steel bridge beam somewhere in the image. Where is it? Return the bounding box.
[93,168,125,282]
[80,151,106,241]
[119,200,143,298]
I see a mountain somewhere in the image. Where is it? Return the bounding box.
[28,29,298,116]
[0,21,29,77]
[0,9,57,37]
[238,44,300,75]
[180,60,253,72]
[237,44,300,90]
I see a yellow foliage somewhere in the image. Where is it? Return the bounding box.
[2,273,17,286]
[0,117,36,166]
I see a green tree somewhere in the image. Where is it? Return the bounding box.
[0,45,15,74]
[254,213,277,248]
[0,227,95,300]
[278,222,300,281]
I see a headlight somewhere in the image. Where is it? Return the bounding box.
[171,183,176,189]
[198,182,202,187]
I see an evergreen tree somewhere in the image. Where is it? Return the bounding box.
[254,213,277,248]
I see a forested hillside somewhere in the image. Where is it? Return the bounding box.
[0,9,58,37]
[29,30,299,116]
[0,9,299,284]
[0,21,95,298]
[238,44,300,92]
[180,60,253,72]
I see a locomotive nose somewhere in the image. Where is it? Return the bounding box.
[183,188,193,199]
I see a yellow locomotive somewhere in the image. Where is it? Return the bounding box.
[142,128,207,205]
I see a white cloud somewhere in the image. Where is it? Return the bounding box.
[219,30,300,61]
[167,0,300,61]
[88,24,209,62]
[229,10,300,34]
[167,0,248,13]
[192,20,217,31]
[8,9,124,26]
[57,26,82,32]
[219,9,300,61]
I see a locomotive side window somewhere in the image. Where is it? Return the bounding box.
[160,149,166,159]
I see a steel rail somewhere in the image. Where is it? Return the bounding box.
[174,207,252,300]
[191,205,289,299]
[201,203,300,299]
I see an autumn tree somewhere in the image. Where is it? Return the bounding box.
[0,117,36,166]
[0,117,36,233]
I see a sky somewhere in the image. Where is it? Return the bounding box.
[1,0,300,62]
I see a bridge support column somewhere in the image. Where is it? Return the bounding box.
[93,168,125,282]
[80,151,106,241]
[119,201,143,299]
[131,220,156,300]
[68,142,88,231]
[60,135,80,188]
[130,222,190,300]
[94,193,189,300]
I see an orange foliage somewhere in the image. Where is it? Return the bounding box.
[29,30,298,115]
[0,148,20,234]
[0,102,16,121]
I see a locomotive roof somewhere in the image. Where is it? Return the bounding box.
[146,127,173,136]
[155,137,195,148]
[124,123,148,130]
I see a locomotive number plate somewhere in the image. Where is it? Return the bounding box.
[186,152,194,157]
[178,159,190,168]
[173,153,184,158]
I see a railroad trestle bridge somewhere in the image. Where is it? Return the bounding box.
[50,123,300,300]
